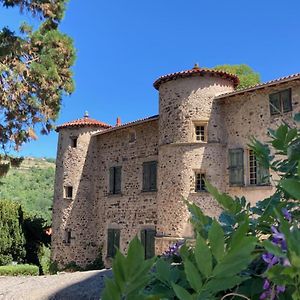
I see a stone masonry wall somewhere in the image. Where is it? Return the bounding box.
[92,120,159,264]
[51,126,102,267]
[156,75,235,244]
[221,82,300,204]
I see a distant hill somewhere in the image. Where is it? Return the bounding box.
[0,157,56,223]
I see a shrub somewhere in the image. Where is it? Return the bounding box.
[49,260,59,275]
[0,264,39,276]
[38,245,51,275]
[85,246,104,271]
[63,261,83,272]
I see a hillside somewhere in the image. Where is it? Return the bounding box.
[0,157,56,223]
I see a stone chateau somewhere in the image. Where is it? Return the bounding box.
[51,65,300,267]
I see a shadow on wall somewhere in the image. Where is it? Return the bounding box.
[48,270,112,300]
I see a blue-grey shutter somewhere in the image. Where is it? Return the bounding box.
[109,167,114,194]
[114,229,120,256]
[141,229,146,258]
[146,229,156,259]
[107,229,114,257]
[150,162,157,191]
[114,167,121,194]
[229,149,244,186]
[257,163,270,185]
[281,89,292,113]
[143,163,150,191]
[269,92,281,115]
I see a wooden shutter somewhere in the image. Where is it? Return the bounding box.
[141,229,156,259]
[281,89,292,113]
[113,229,120,257]
[109,167,114,194]
[107,229,114,257]
[150,162,157,191]
[114,167,121,194]
[257,163,270,185]
[143,163,150,191]
[228,149,244,186]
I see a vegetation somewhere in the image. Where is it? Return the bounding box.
[0,157,55,222]
[213,64,261,89]
[0,264,39,276]
[102,116,300,300]
[0,200,26,265]
[0,0,75,152]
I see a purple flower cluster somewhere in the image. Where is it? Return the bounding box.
[260,208,292,300]
[162,240,184,258]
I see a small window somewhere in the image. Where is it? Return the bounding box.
[70,137,77,148]
[141,229,156,259]
[65,186,73,199]
[269,89,292,115]
[64,229,72,245]
[195,172,206,192]
[107,228,120,258]
[143,161,157,192]
[129,131,136,143]
[109,166,122,194]
[193,122,207,142]
[228,148,244,186]
[249,150,269,185]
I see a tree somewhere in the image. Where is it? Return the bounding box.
[0,199,26,265]
[213,64,260,89]
[0,0,75,155]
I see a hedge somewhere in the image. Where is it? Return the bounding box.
[0,264,39,276]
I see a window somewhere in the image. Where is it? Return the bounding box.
[269,89,292,115]
[64,186,73,199]
[129,131,136,143]
[249,150,270,185]
[141,229,156,259]
[195,172,206,192]
[107,228,120,258]
[143,161,157,192]
[228,148,244,186]
[194,123,207,142]
[70,137,77,148]
[109,166,122,194]
[64,229,72,245]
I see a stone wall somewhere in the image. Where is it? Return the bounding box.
[92,120,159,264]
[51,126,102,267]
[221,82,300,203]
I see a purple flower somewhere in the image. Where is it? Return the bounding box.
[276,285,285,293]
[162,240,184,258]
[282,208,292,222]
[263,279,270,290]
[262,253,279,267]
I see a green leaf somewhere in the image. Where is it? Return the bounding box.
[208,220,224,262]
[155,258,172,284]
[171,282,193,300]
[184,258,203,292]
[280,178,300,199]
[262,240,285,258]
[101,277,121,300]
[205,181,238,213]
[195,234,212,278]
[229,221,249,249]
[204,275,246,293]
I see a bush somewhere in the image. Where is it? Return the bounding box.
[85,247,104,271]
[0,264,39,276]
[49,260,59,275]
[63,261,83,272]
[38,245,51,275]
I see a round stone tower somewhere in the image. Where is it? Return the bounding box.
[154,65,239,251]
[51,112,111,268]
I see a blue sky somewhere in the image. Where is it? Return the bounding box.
[1,0,300,158]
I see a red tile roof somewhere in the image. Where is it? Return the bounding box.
[93,115,159,136]
[215,72,300,99]
[153,67,240,90]
[56,116,111,131]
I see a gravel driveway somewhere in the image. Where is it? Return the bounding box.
[0,269,112,300]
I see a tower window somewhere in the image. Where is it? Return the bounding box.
[194,122,207,142]
[195,172,206,192]
[64,186,73,199]
[70,137,77,148]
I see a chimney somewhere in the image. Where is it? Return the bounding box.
[116,117,121,126]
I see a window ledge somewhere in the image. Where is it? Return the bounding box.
[107,193,123,198]
[64,197,73,201]
[190,191,209,194]
[229,185,273,190]
[141,190,157,194]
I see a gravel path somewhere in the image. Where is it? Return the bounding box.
[0,269,112,300]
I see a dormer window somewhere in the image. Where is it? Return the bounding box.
[70,137,77,148]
